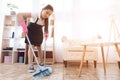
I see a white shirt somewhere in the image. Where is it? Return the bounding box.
[30,12,45,26]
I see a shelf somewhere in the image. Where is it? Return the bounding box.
[2,37,24,39]
[4,26,16,29]
[43,50,54,64]
[0,15,23,64]
[2,50,13,52]
[14,37,25,39]
[45,58,54,64]
[17,49,25,63]
[4,15,16,26]
[2,37,14,40]
[1,15,55,64]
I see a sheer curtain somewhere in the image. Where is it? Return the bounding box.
[32,0,120,62]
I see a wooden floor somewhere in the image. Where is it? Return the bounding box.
[0,62,120,80]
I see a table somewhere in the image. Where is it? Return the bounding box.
[78,42,120,76]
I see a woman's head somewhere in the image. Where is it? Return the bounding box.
[41,4,54,19]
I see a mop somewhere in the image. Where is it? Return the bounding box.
[20,20,52,80]
[31,36,52,80]
[25,35,52,80]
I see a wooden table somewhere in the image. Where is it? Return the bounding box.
[78,42,120,76]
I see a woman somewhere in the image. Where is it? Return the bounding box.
[17,4,54,73]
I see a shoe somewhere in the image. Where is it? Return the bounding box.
[39,63,44,66]
[28,65,35,73]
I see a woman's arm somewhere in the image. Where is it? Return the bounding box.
[17,13,31,23]
[17,13,31,34]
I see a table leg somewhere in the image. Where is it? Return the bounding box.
[100,46,106,74]
[114,44,120,69]
[114,44,120,57]
[78,45,86,76]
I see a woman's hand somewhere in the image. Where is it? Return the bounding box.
[20,20,28,34]
[44,33,48,40]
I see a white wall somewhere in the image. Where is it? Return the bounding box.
[0,0,6,62]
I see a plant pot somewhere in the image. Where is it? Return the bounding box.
[10,11,16,15]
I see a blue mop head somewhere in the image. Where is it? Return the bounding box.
[32,66,52,80]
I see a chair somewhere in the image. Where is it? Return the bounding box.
[61,36,98,68]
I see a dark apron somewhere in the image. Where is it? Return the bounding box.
[25,18,43,46]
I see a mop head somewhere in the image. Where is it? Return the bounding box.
[32,66,52,80]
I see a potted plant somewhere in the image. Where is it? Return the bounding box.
[7,3,18,15]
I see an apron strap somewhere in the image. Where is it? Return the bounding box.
[35,18,39,24]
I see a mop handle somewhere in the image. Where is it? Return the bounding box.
[26,35,40,67]
[43,39,47,65]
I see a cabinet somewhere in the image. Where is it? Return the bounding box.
[43,18,55,64]
[1,15,25,64]
[42,37,55,64]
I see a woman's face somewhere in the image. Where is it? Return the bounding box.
[41,9,53,19]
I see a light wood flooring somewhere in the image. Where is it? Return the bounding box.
[0,62,120,80]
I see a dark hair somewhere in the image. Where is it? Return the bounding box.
[42,4,54,11]
[43,4,54,33]
[44,18,48,33]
